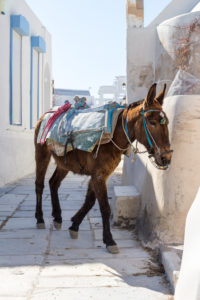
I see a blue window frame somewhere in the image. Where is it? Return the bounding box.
[10,15,29,125]
[30,36,46,129]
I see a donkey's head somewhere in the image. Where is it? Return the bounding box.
[134,83,172,169]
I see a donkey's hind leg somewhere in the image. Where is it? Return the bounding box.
[91,175,119,254]
[49,167,68,229]
[69,179,96,239]
[35,144,51,229]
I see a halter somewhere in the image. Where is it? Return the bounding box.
[141,108,161,151]
[112,108,172,170]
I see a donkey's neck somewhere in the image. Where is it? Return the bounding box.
[124,106,140,142]
[112,107,140,151]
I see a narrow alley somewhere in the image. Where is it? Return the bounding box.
[0,163,172,300]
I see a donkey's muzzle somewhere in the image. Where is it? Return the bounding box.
[160,150,173,165]
[149,149,173,170]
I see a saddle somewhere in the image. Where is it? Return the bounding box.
[37,102,124,156]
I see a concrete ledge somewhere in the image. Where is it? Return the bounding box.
[160,246,183,293]
[111,186,140,227]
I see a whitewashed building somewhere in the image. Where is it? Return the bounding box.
[98,76,126,105]
[53,88,94,107]
[0,0,52,186]
[122,1,200,293]
[124,0,200,245]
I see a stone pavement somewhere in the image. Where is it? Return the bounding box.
[0,163,173,300]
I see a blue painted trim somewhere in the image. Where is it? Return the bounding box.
[30,44,33,128]
[11,15,30,36]
[9,27,23,125]
[37,54,40,120]
[9,25,13,124]
[10,15,29,125]
[30,35,46,128]
[31,36,46,53]
[30,47,43,128]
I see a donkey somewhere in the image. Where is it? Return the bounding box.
[34,83,172,254]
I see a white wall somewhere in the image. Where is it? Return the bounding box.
[123,95,200,244]
[125,0,200,245]
[149,0,200,27]
[0,0,52,186]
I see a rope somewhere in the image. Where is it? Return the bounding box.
[93,130,104,159]
[110,138,129,151]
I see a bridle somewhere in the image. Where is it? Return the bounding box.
[111,107,173,170]
[140,108,173,170]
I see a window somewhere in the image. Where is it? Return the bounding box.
[10,15,29,125]
[30,36,46,129]
[31,49,39,127]
[11,30,22,124]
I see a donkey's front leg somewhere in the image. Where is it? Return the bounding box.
[92,175,119,254]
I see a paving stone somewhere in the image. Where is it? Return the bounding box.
[61,210,80,220]
[0,229,49,239]
[50,230,93,249]
[41,258,151,276]
[94,228,135,241]
[0,238,48,255]
[53,220,90,231]
[0,266,40,297]
[48,247,150,260]
[0,186,15,196]
[0,297,26,300]
[94,239,139,249]
[3,217,51,230]
[13,210,36,218]
[0,193,27,204]
[0,211,13,217]
[30,286,171,300]
[0,164,171,299]
[88,208,101,217]
[18,204,51,212]
[0,255,43,267]
[90,217,102,228]
[0,204,19,212]
[60,200,85,210]
[36,274,170,291]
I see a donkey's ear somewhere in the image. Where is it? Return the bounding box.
[144,83,157,108]
[155,83,166,106]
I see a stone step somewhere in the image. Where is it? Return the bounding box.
[111,185,141,226]
[160,245,183,293]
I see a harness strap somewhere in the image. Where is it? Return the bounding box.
[141,109,160,149]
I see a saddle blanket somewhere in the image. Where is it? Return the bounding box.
[37,103,124,156]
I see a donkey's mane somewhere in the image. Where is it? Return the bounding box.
[127,99,144,110]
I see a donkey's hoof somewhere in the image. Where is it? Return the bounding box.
[69,229,78,239]
[107,245,120,254]
[53,221,62,230]
[37,223,46,229]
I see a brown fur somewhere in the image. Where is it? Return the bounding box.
[34,84,172,251]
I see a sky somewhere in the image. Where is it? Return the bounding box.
[25,0,171,96]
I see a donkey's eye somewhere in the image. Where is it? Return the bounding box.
[149,120,156,127]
